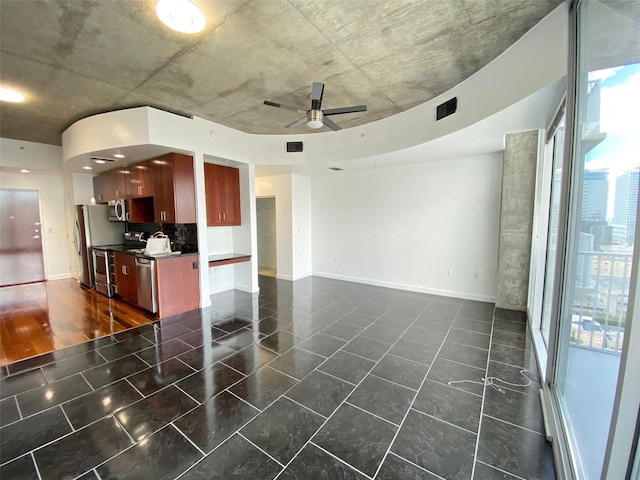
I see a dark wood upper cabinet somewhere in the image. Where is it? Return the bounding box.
[126,161,154,199]
[204,163,241,226]
[92,153,196,224]
[152,153,196,224]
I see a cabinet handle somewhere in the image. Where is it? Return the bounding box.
[138,186,142,195]
[223,213,226,221]
[218,213,221,221]
[116,190,120,199]
[126,212,130,221]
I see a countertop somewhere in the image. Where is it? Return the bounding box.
[208,253,251,266]
[93,244,199,260]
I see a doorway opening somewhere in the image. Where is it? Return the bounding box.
[0,188,46,286]
[256,197,277,277]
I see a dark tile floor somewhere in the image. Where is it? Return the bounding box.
[0,276,556,479]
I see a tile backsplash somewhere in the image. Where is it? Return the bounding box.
[126,223,198,253]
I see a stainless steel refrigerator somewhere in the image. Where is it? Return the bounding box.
[74,205,124,288]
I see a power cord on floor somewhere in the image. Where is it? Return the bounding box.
[448,369,540,394]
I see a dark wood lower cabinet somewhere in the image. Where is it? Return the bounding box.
[113,251,137,304]
[156,256,200,318]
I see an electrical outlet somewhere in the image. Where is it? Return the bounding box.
[333,258,337,264]
[446,269,452,276]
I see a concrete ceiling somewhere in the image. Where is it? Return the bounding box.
[1,0,561,146]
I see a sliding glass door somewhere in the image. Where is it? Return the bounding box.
[540,1,640,479]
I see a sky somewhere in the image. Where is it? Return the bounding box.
[584,63,640,219]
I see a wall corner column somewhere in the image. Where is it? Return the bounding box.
[495,130,540,311]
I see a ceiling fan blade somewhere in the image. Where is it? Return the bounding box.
[322,105,368,116]
[323,117,342,131]
[285,117,308,129]
[311,82,324,110]
[264,100,307,114]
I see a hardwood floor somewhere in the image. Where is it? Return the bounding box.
[0,279,155,366]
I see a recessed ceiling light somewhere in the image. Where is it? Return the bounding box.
[0,87,25,103]
[83,166,92,170]
[94,159,107,164]
[113,153,125,159]
[20,169,30,173]
[156,0,205,34]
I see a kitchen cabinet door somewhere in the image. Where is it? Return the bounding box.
[114,252,137,304]
[153,153,196,224]
[106,169,127,201]
[93,174,107,204]
[156,256,200,318]
[126,161,154,199]
[205,163,241,226]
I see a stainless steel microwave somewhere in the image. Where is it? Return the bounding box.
[108,199,126,222]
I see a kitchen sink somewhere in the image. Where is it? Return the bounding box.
[126,248,145,254]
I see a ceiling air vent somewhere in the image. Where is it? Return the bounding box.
[90,156,118,163]
[286,141,303,153]
[436,97,457,121]
[329,167,343,171]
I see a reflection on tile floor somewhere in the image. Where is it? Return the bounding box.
[0,276,556,479]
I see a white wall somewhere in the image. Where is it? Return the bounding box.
[0,138,70,280]
[255,174,294,280]
[291,174,312,279]
[0,172,70,280]
[311,154,504,301]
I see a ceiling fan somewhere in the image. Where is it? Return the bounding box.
[264,82,367,131]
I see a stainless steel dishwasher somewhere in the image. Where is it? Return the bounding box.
[136,257,158,313]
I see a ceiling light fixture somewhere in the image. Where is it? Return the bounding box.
[83,166,92,170]
[20,169,30,173]
[113,153,125,159]
[0,87,25,103]
[307,110,323,129]
[156,0,205,34]
[93,159,107,164]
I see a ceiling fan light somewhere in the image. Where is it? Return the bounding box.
[307,110,323,129]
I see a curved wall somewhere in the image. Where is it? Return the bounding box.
[62,5,567,169]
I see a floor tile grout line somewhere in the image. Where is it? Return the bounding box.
[313,368,358,386]
[343,401,400,428]
[469,306,496,480]
[271,301,433,479]
[368,373,418,392]
[173,384,202,407]
[482,413,547,436]
[307,441,374,479]
[237,432,286,468]
[30,451,43,480]
[371,301,464,479]
[123,377,146,399]
[60,404,76,432]
[476,459,528,480]
[281,395,328,419]
[113,414,137,445]
[170,422,207,457]
[408,406,478,436]
[387,451,446,479]
[13,394,24,420]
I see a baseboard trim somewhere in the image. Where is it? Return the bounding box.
[48,273,71,280]
[209,285,234,294]
[312,271,496,303]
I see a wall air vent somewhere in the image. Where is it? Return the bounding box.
[436,97,457,121]
[286,141,303,153]
[329,167,343,171]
